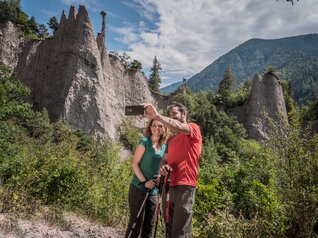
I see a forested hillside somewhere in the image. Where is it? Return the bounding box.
[188,34,318,103]
[160,80,182,94]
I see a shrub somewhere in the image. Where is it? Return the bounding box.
[120,117,141,151]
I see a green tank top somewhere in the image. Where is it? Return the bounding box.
[131,136,166,195]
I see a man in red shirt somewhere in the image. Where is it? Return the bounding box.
[144,102,202,238]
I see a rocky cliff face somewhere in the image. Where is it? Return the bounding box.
[0,21,25,69]
[6,6,155,141]
[230,73,288,141]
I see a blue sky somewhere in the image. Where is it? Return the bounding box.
[21,0,318,87]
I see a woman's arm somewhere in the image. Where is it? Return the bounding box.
[132,144,147,182]
[132,144,156,189]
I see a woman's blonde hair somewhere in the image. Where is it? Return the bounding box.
[144,119,168,145]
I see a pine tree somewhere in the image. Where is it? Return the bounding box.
[0,0,20,23]
[28,16,38,33]
[129,59,142,71]
[38,24,49,38]
[48,16,59,31]
[148,56,162,92]
[218,65,235,100]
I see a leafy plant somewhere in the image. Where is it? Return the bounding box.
[120,117,141,151]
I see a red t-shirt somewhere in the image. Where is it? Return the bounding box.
[167,123,202,187]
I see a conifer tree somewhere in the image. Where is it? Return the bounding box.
[38,23,49,38]
[129,59,142,71]
[28,16,38,33]
[48,16,59,31]
[218,65,236,100]
[148,56,162,92]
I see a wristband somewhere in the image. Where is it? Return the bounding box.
[139,180,147,186]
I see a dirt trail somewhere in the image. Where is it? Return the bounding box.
[0,213,123,238]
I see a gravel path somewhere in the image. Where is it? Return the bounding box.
[0,212,123,238]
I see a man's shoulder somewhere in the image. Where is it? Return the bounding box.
[188,123,202,133]
[188,123,202,142]
[188,122,200,128]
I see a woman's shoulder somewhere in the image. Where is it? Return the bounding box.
[139,136,151,145]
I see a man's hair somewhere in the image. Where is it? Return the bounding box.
[168,102,189,115]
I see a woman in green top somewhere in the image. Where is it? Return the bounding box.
[125,119,168,238]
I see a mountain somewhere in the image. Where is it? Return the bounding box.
[160,81,182,94]
[187,34,318,103]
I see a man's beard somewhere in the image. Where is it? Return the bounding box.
[172,116,182,122]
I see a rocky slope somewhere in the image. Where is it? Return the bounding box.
[0,21,25,69]
[230,73,287,141]
[2,6,155,141]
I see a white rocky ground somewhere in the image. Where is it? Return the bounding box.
[0,212,123,238]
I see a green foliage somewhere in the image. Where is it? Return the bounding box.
[218,65,236,102]
[301,97,318,121]
[173,90,198,120]
[173,90,246,164]
[148,56,162,92]
[281,80,301,124]
[28,16,38,33]
[218,72,252,108]
[129,59,142,71]
[192,209,250,238]
[120,117,141,151]
[0,67,131,228]
[0,0,20,23]
[229,79,252,107]
[0,124,131,226]
[47,16,58,31]
[0,60,317,236]
[38,23,49,38]
[195,137,287,237]
[0,66,31,121]
[267,122,318,237]
[173,85,318,237]
[266,66,278,75]
[0,0,54,39]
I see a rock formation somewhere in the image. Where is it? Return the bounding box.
[0,21,25,69]
[230,73,288,141]
[0,6,289,143]
[5,5,155,141]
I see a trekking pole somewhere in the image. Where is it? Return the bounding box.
[127,189,150,238]
[127,175,159,238]
[153,175,165,238]
[165,170,171,238]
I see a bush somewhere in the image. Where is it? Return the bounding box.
[120,117,141,151]
[192,209,250,238]
[267,122,318,237]
[0,68,132,227]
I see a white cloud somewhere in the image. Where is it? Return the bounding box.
[110,25,140,45]
[111,0,318,86]
[140,32,159,46]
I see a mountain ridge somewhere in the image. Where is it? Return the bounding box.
[174,33,318,103]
